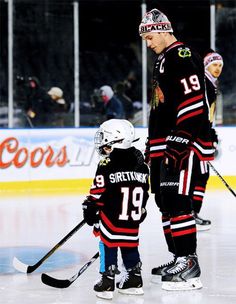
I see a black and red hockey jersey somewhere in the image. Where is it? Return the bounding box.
[88,147,149,248]
[147,41,215,162]
[205,70,218,124]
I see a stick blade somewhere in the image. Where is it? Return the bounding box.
[13,257,29,273]
[41,273,71,289]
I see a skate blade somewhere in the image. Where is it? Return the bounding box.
[96,291,113,300]
[162,278,203,291]
[118,287,144,295]
[151,274,162,284]
[197,224,211,231]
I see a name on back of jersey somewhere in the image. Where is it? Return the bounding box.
[109,171,148,184]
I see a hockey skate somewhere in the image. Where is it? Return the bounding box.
[161,254,203,291]
[94,266,115,300]
[151,257,176,284]
[116,262,144,295]
[192,212,211,231]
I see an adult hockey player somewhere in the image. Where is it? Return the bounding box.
[192,51,224,230]
[139,9,215,290]
[82,119,149,299]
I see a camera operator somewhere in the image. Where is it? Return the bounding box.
[15,76,53,127]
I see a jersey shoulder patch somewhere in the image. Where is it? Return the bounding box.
[177,47,192,59]
[99,157,111,167]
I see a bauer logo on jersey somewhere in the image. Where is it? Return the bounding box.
[178,47,191,58]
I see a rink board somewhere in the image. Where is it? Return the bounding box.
[0,175,235,196]
[0,126,235,195]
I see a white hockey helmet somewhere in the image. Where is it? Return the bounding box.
[94,119,135,155]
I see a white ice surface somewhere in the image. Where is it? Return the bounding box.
[1,189,236,304]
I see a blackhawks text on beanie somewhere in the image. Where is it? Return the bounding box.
[139,8,173,36]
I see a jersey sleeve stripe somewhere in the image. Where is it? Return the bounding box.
[150,152,165,158]
[149,138,166,158]
[193,191,204,197]
[195,186,206,191]
[150,145,166,151]
[196,138,214,147]
[177,101,204,118]
[150,138,166,144]
[193,196,203,201]
[176,109,204,125]
[192,141,215,154]
[177,94,204,111]
[90,188,106,194]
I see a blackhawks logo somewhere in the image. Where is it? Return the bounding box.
[99,157,111,166]
[178,47,191,58]
[151,85,164,108]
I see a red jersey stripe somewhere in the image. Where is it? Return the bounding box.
[150,152,164,157]
[177,94,204,110]
[100,235,139,248]
[172,227,196,237]
[195,186,205,191]
[164,228,171,234]
[171,214,193,222]
[90,188,105,194]
[182,170,189,195]
[191,147,214,160]
[177,109,203,125]
[101,212,139,234]
[196,138,214,147]
[193,196,203,201]
[150,138,166,144]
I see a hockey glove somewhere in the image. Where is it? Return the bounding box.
[164,131,191,173]
[82,197,99,226]
[210,128,218,148]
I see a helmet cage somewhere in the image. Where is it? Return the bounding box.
[94,119,135,156]
[94,129,124,155]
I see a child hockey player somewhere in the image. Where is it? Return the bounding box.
[82,119,149,299]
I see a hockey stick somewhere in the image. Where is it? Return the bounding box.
[208,162,236,197]
[13,219,86,273]
[41,252,99,288]
[24,113,34,128]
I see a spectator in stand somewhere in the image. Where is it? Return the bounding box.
[124,71,141,102]
[115,81,134,120]
[25,77,53,127]
[99,85,124,120]
[90,88,104,113]
[48,87,68,127]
